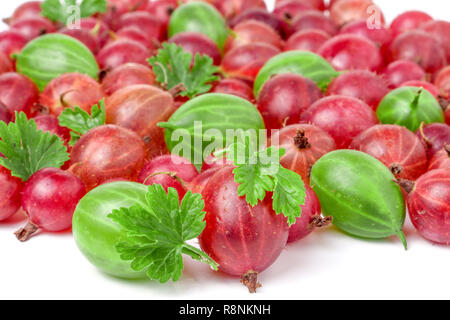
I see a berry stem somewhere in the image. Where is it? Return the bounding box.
[14,221,39,242]
[395,178,415,194]
[241,271,262,293]
[309,215,333,230]
[294,130,311,150]
[143,171,188,190]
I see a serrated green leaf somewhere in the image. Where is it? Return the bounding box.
[0,112,69,181]
[41,0,106,24]
[108,185,218,283]
[273,167,306,226]
[79,0,107,18]
[58,99,106,146]
[225,141,306,226]
[233,165,274,206]
[148,43,218,99]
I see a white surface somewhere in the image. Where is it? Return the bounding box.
[0,0,449,300]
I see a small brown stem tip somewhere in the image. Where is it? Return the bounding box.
[389,163,403,176]
[294,130,311,150]
[395,178,415,194]
[309,215,333,231]
[14,221,39,242]
[241,271,262,294]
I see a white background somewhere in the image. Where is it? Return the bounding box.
[0,0,449,300]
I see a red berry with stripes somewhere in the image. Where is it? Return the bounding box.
[257,74,322,131]
[221,43,280,82]
[301,96,379,149]
[326,70,389,110]
[70,125,148,191]
[0,165,23,221]
[101,63,155,96]
[288,185,324,243]
[271,124,336,183]
[416,123,450,158]
[350,124,428,180]
[199,166,289,292]
[428,146,450,171]
[401,169,450,245]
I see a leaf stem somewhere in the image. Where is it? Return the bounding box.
[182,244,219,271]
[397,230,408,251]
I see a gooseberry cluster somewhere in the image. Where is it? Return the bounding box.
[0,0,448,293]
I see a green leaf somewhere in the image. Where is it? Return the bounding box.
[0,112,69,181]
[41,0,107,24]
[148,43,219,99]
[225,142,306,226]
[273,167,306,225]
[58,99,106,146]
[79,0,107,18]
[108,185,218,283]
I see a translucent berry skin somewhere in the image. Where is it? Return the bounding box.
[143,0,178,29]
[0,165,23,221]
[292,11,339,36]
[288,185,321,243]
[428,147,450,171]
[22,168,86,232]
[339,19,393,48]
[76,18,110,48]
[169,32,221,65]
[388,30,446,75]
[330,0,384,26]
[188,167,221,194]
[318,34,383,72]
[434,66,450,99]
[0,72,39,117]
[199,166,289,277]
[350,124,428,180]
[105,85,175,158]
[221,43,280,82]
[214,0,267,20]
[273,1,312,22]
[257,74,322,130]
[101,63,155,96]
[421,20,450,64]
[225,20,284,52]
[390,11,433,37]
[275,0,325,11]
[137,155,199,197]
[116,11,165,41]
[34,114,71,146]
[407,169,450,245]
[301,96,379,149]
[211,78,254,102]
[0,102,11,123]
[40,73,105,116]
[59,28,99,54]
[114,27,156,51]
[284,29,330,53]
[0,30,28,58]
[201,150,234,172]
[70,125,148,191]
[230,8,289,39]
[10,1,42,22]
[326,70,389,110]
[138,155,198,183]
[382,60,426,89]
[271,124,336,183]
[10,17,56,41]
[0,51,13,74]
[96,39,149,70]
[415,123,450,158]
